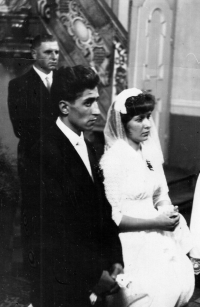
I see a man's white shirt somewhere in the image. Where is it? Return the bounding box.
[56,117,93,179]
[33,65,53,89]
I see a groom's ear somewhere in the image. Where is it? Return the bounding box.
[59,100,70,115]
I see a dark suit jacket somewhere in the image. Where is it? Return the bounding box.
[8,67,58,176]
[24,124,123,306]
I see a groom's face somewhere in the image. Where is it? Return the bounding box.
[67,87,100,135]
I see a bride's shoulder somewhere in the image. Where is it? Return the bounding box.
[103,139,128,157]
[100,140,129,169]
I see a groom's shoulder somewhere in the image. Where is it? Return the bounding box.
[30,124,62,157]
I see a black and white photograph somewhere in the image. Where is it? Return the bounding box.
[0,0,200,306]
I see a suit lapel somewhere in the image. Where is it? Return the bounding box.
[53,126,95,189]
[29,68,50,94]
[86,141,100,185]
[30,68,56,92]
[27,68,55,119]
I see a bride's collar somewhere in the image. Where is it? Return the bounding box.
[127,138,141,152]
[124,139,145,159]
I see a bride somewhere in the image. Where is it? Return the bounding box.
[100,88,195,307]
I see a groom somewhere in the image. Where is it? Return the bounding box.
[25,65,124,307]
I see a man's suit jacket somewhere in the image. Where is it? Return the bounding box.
[24,124,123,306]
[8,68,58,175]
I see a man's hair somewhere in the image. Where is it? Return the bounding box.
[31,34,57,49]
[121,92,156,126]
[51,65,100,108]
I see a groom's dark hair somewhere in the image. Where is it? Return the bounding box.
[51,65,99,109]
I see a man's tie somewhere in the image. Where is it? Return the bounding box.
[45,76,51,92]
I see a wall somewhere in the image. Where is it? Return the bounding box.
[0,64,18,163]
[105,0,130,31]
[168,115,200,173]
[117,0,130,31]
[168,0,200,172]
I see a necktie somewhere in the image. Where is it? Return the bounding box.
[45,76,51,92]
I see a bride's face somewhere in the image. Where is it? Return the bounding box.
[126,111,152,144]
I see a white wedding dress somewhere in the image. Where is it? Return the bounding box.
[100,139,195,307]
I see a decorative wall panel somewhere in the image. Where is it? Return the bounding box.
[129,0,173,159]
[143,8,166,128]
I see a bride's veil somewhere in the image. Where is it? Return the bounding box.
[104,102,127,147]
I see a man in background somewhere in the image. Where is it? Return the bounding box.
[8,34,60,180]
[8,34,60,285]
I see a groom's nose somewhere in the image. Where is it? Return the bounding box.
[92,101,100,115]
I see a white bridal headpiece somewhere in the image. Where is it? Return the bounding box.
[114,88,142,114]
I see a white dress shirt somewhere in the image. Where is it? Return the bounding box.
[33,65,53,89]
[56,117,93,179]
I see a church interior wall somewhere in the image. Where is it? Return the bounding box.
[168,0,200,172]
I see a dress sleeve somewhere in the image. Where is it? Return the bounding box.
[100,147,124,226]
[153,163,171,206]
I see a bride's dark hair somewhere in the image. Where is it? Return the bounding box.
[121,92,156,125]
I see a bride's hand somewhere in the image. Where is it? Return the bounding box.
[157,204,178,217]
[155,212,180,231]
